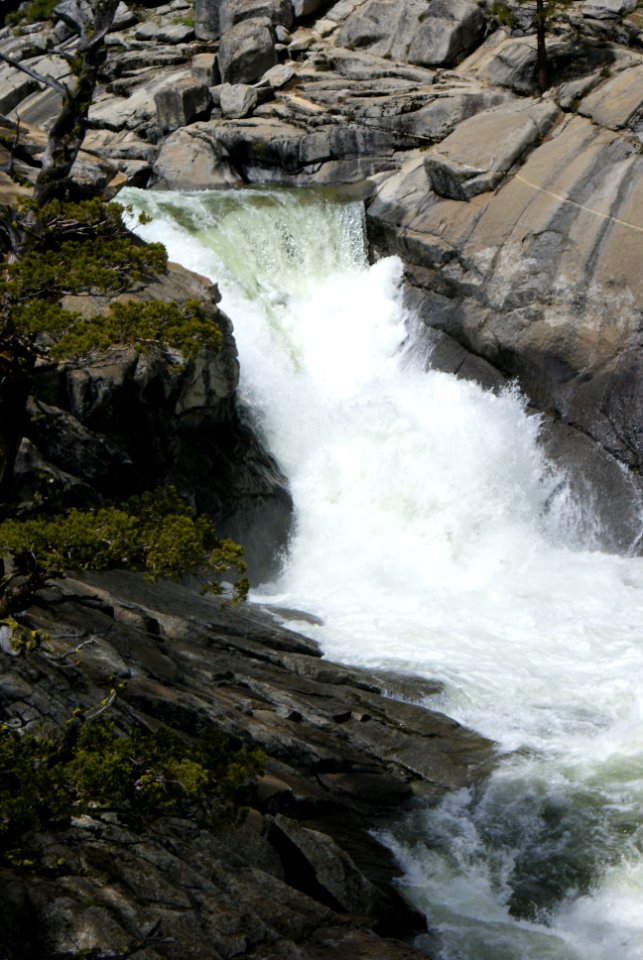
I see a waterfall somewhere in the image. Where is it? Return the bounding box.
[121,186,643,960]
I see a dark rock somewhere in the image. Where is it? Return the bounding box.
[194,0,223,39]
[0,568,493,959]
[15,266,292,581]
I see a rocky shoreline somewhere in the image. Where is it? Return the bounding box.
[0,570,493,959]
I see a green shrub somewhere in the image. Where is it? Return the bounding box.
[0,713,264,866]
[50,297,223,361]
[6,0,58,26]
[1,199,222,362]
[0,486,249,603]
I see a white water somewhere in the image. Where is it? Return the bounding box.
[122,187,643,960]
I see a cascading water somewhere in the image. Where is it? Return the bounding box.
[121,186,643,960]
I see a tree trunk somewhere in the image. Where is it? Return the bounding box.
[0,338,33,504]
[535,0,548,92]
[33,0,119,207]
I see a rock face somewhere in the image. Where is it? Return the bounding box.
[1,2,641,544]
[423,99,559,199]
[336,0,486,68]
[0,569,493,960]
[0,3,642,954]
[367,109,643,549]
[11,264,292,581]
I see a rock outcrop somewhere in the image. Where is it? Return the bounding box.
[0,569,493,960]
[9,260,292,581]
[336,0,486,68]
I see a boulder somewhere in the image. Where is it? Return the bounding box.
[424,100,559,200]
[154,76,211,133]
[292,0,327,16]
[191,50,219,85]
[153,123,244,187]
[218,15,279,83]
[220,0,293,33]
[219,81,259,117]
[577,63,643,129]
[260,61,296,87]
[582,0,638,18]
[25,266,290,579]
[337,0,486,68]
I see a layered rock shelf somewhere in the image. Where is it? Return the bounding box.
[0,570,493,959]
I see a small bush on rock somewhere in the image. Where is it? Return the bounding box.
[6,0,58,26]
[0,712,264,867]
[0,486,249,616]
[1,198,222,361]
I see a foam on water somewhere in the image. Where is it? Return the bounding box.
[122,187,643,960]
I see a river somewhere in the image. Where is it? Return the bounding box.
[122,186,643,960]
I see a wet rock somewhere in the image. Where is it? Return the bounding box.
[219,15,279,84]
[0,568,493,958]
[19,265,291,579]
[367,112,643,549]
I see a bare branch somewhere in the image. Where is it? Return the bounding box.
[84,687,119,721]
[0,50,67,96]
